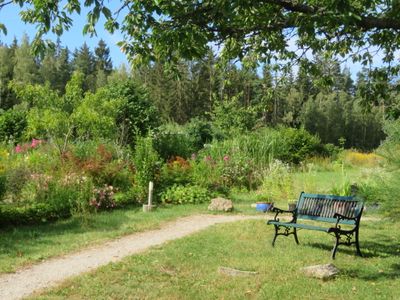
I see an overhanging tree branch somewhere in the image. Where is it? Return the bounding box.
[262,0,400,30]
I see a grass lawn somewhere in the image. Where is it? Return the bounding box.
[32,218,400,300]
[0,204,210,274]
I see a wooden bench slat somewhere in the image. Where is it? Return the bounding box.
[297,214,356,225]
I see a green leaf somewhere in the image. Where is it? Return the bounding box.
[0,23,7,35]
[102,7,112,19]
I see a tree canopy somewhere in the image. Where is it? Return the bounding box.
[1,0,400,71]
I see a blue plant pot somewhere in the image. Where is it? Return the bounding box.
[256,202,273,212]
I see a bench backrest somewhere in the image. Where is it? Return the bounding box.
[296,192,364,225]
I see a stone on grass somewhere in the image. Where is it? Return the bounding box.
[218,266,258,276]
[301,263,340,280]
[208,197,234,212]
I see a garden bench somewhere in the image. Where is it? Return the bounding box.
[267,192,364,259]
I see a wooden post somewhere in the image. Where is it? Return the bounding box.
[148,181,153,206]
[143,181,154,212]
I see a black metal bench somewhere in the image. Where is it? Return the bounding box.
[267,192,364,259]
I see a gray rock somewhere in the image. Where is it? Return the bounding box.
[208,197,234,212]
[218,266,258,276]
[301,263,340,280]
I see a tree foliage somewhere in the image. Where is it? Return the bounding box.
[1,0,400,74]
[0,35,395,151]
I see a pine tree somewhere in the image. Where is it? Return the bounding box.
[187,51,219,118]
[40,47,58,89]
[94,39,113,89]
[0,44,16,109]
[72,42,96,91]
[340,67,354,94]
[296,64,316,100]
[13,34,39,84]
[94,39,113,74]
[54,46,71,94]
[108,64,130,83]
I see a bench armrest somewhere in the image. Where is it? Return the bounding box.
[271,207,297,223]
[332,213,360,231]
[333,213,357,221]
[272,207,295,214]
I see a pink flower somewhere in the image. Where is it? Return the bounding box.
[223,155,230,162]
[15,145,22,153]
[204,155,212,162]
[31,139,42,148]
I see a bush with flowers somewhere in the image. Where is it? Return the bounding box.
[159,156,192,188]
[0,138,137,226]
[90,185,116,211]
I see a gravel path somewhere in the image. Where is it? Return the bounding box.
[0,214,265,300]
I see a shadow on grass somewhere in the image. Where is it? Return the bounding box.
[343,263,400,281]
[306,240,400,258]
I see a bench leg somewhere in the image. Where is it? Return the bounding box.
[355,229,362,257]
[331,232,340,260]
[293,228,300,245]
[272,225,299,247]
[272,225,279,247]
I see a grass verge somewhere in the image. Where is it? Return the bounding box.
[33,218,399,299]
[0,204,208,274]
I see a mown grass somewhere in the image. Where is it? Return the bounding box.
[0,204,209,274]
[32,218,400,300]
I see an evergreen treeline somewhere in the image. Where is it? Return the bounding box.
[1,35,396,150]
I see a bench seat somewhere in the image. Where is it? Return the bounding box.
[267,221,330,232]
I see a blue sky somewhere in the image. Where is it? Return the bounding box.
[0,3,129,67]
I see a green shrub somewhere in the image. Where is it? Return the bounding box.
[153,123,195,160]
[329,180,353,196]
[133,136,161,203]
[111,81,160,146]
[0,173,6,200]
[190,157,223,190]
[185,118,214,150]
[260,159,295,201]
[113,190,138,207]
[210,93,257,136]
[159,156,193,189]
[368,119,400,218]
[0,175,95,226]
[0,108,27,143]
[0,202,71,226]
[161,184,210,204]
[219,155,256,189]
[323,143,341,159]
[4,165,31,203]
[154,120,214,160]
[24,143,61,173]
[275,127,324,164]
